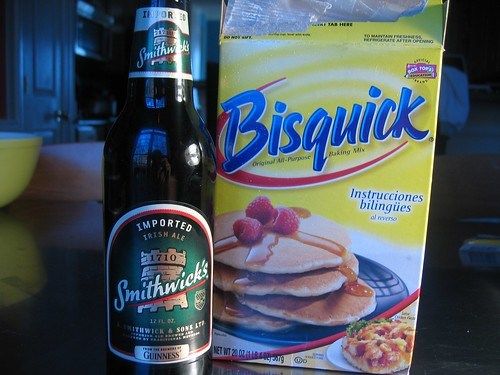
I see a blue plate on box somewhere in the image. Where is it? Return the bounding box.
[214,255,409,346]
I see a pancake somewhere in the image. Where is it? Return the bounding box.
[238,281,376,326]
[214,252,359,297]
[214,211,350,274]
[213,288,293,332]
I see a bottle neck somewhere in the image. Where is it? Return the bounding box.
[127,0,193,107]
[127,78,193,108]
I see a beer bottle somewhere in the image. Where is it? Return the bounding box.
[103,0,215,373]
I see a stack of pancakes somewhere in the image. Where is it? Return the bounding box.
[213,210,377,332]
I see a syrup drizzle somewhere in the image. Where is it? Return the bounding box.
[291,207,312,219]
[223,293,252,318]
[214,207,373,298]
[233,275,255,286]
[295,232,347,258]
[215,231,346,267]
[338,262,374,297]
[214,235,239,255]
[344,282,374,297]
[244,233,280,266]
[338,265,358,283]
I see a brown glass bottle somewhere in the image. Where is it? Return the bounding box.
[103,1,214,374]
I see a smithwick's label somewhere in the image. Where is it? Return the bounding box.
[106,204,213,364]
[129,7,192,80]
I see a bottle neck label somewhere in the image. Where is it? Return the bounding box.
[129,7,193,81]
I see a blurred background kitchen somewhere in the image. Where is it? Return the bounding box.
[0,0,498,152]
[0,0,221,143]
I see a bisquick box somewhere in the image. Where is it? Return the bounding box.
[212,1,448,373]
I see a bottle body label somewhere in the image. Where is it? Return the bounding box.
[129,7,192,81]
[106,203,212,364]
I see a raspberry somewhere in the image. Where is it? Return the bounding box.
[233,217,263,244]
[272,207,300,235]
[245,196,276,224]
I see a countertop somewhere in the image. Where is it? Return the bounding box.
[0,155,499,374]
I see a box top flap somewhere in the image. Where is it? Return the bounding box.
[221,0,447,48]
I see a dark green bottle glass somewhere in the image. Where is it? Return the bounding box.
[103,1,215,373]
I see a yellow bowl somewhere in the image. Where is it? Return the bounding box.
[0,132,42,207]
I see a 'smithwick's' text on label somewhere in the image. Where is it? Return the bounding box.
[114,259,209,312]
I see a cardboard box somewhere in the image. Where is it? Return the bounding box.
[213,1,448,372]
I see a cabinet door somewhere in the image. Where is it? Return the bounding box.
[22,0,75,144]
